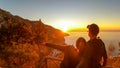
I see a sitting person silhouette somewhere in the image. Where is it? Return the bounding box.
[45,37,86,68]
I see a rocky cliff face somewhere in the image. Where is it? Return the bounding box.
[0,8,66,67]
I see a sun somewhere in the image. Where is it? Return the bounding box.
[54,20,75,32]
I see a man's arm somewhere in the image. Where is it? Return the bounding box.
[99,39,107,67]
[45,43,66,51]
[102,45,107,67]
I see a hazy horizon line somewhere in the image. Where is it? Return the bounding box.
[67,29,120,32]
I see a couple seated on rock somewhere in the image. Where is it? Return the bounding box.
[45,23,107,68]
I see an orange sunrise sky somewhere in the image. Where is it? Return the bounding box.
[0,0,120,32]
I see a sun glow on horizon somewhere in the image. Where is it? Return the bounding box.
[53,20,76,32]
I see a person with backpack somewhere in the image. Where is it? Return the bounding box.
[77,23,107,68]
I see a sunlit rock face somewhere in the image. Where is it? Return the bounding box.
[0,8,66,67]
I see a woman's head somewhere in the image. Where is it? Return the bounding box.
[76,37,86,51]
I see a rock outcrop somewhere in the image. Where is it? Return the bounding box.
[0,8,66,67]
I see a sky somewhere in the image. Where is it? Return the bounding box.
[0,0,120,32]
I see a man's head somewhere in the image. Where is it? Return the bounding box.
[87,23,99,36]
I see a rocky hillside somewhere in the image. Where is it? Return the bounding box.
[0,8,67,67]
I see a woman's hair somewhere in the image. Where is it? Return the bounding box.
[76,37,86,48]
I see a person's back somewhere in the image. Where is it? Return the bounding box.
[86,38,107,68]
